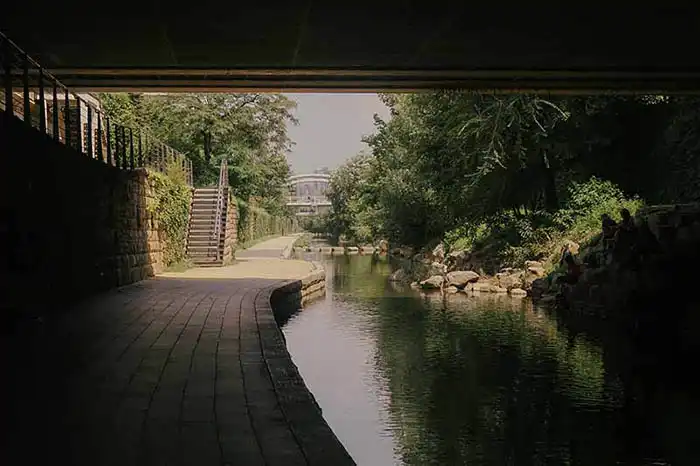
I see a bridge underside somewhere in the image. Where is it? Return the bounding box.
[3,4,700,92]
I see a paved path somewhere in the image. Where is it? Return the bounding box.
[235,234,301,260]
[1,236,353,466]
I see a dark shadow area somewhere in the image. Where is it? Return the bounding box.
[0,276,351,466]
[545,243,700,465]
[0,112,156,332]
[271,283,304,328]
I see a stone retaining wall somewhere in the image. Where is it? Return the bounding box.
[268,263,326,326]
[253,264,355,465]
[0,113,169,317]
[223,192,238,265]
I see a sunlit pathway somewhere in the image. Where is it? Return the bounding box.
[1,236,353,466]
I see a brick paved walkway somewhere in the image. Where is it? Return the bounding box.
[1,236,353,466]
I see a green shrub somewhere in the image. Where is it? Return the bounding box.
[554,177,643,244]
[146,168,192,267]
[441,178,642,271]
[444,224,489,253]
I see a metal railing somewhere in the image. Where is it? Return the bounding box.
[287,195,331,205]
[213,159,229,262]
[0,31,193,186]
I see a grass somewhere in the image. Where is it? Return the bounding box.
[164,259,194,273]
[293,233,312,249]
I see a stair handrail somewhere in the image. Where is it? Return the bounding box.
[212,159,228,262]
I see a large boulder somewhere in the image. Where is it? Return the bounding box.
[412,252,432,264]
[530,278,550,298]
[445,249,471,272]
[521,273,541,291]
[445,270,480,288]
[432,243,445,262]
[471,282,498,293]
[526,266,547,277]
[388,269,410,283]
[525,260,544,269]
[430,261,447,276]
[420,275,444,290]
[496,271,524,290]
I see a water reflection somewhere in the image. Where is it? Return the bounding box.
[283,253,678,465]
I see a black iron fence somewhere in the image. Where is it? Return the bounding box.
[0,31,193,185]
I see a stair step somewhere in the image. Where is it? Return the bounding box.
[188,234,219,240]
[188,244,220,250]
[188,248,220,253]
[186,187,228,270]
[188,241,221,247]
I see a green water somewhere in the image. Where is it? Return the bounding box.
[283,253,694,465]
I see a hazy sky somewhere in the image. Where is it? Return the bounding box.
[284,93,390,174]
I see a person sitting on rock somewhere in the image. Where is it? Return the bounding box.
[601,213,618,250]
[619,208,635,230]
[559,244,573,267]
[556,253,583,286]
[614,208,638,266]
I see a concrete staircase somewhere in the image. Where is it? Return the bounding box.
[186,187,227,267]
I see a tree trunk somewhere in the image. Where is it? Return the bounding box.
[542,151,559,211]
[203,131,212,163]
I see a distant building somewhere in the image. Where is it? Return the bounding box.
[287,173,331,217]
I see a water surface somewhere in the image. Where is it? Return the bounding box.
[283,252,692,465]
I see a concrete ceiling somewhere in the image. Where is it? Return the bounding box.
[3,3,700,91]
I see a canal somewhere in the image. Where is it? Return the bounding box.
[283,251,691,465]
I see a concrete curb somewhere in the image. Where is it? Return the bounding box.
[279,234,304,260]
[252,265,354,465]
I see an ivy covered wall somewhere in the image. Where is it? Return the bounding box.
[146,170,192,270]
[235,198,299,247]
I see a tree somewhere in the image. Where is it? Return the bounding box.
[99,92,298,214]
[323,91,699,264]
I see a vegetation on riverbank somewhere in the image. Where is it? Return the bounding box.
[320,93,700,272]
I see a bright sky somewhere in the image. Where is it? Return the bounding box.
[284,93,390,174]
